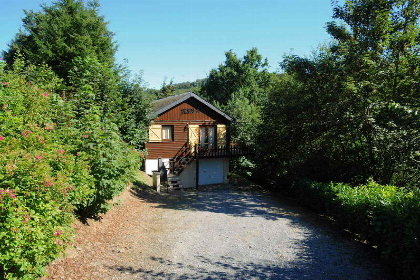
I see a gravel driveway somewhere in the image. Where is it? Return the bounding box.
[45,174,392,280]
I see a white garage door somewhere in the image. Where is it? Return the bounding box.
[198,159,224,185]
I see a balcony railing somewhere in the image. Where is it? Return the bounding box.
[169,142,254,175]
[195,143,253,158]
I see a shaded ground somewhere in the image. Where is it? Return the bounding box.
[44,172,393,280]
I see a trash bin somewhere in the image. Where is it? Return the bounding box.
[152,170,161,193]
[158,158,167,182]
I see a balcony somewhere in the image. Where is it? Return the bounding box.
[195,143,253,158]
[169,142,254,175]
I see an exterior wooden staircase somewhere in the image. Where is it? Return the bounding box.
[170,142,195,176]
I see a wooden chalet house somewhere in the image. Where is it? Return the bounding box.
[145,92,252,188]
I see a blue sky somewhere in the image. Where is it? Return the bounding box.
[1,0,334,88]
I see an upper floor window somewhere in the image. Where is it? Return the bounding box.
[200,126,216,147]
[162,125,174,141]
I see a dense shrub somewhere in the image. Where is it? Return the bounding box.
[292,179,420,279]
[73,109,141,214]
[0,58,142,279]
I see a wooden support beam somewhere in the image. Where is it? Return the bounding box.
[195,144,199,190]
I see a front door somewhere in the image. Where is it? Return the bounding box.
[200,126,216,148]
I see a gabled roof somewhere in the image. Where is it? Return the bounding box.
[152,92,233,121]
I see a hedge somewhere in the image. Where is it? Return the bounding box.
[292,179,420,279]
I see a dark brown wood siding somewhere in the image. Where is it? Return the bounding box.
[156,99,227,122]
[146,98,229,159]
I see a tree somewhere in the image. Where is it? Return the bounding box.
[158,77,176,98]
[225,91,262,145]
[201,48,276,176]
[201,48,272,106]
[0,56,142,279]
[2,0,117,82]
[67,56,152,149]
[117,69,153,148]
[257,0,420,188]
[68,56,120,119]
[324,0,420,187]
[2,0,152,150]
[201,48,276,144]
[326,0,420,105]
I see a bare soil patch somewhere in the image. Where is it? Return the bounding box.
[43,172,168,279]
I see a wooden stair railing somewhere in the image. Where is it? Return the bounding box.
[170,142,195,176]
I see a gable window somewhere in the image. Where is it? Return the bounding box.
[162,125,174,141]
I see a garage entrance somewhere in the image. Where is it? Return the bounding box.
[198,158,225,185]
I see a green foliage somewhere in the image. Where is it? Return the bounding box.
[254,4,420,277]
[201,48,276,173]
[201,47,272,106]
[158,77,176,98]
[2,0,151,151]
[68,56,152,149]
[2,0,117,82]
[0,2,149,278]
[0,56,142,279]
[226,91,262,176]
[225,91,262,145]
[292,179,420,279]
[0,59,91,279]
[170,78,206,96]
[74,109,141,214]
[257,0,420,188]
[200,48,274,176]
[68,56,120,119]
[117,70,153,148]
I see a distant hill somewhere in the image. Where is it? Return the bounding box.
[171,78,207,95]
[149,78,207,99]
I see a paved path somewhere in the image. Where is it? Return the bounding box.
[45,175,392,280]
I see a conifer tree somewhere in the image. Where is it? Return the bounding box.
[2,0,117,82]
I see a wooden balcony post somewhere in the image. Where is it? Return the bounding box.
[195,144,199,190]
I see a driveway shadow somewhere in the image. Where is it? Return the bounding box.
[127,177,394,280]
[107,255,312,280]
[130,178,302,222]
[107,249,391,280]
